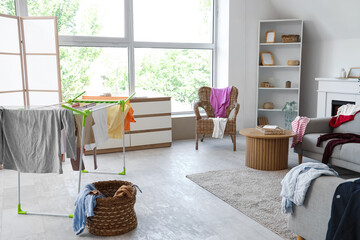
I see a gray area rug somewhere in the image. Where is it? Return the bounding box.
[187,166,296,240]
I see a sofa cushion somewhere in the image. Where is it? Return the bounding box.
[332,113,360,134]
[339,143,360,165]
[301,133,341,159]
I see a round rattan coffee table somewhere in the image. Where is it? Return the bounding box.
[239,128,296,171]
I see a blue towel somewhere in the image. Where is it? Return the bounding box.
[73,184,104,235]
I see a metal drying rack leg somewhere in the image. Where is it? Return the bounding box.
[77,115,86,193]
[17,171,73,218]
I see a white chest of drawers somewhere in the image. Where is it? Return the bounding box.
[86,97,172,155]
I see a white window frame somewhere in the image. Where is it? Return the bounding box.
[14,0,218,114]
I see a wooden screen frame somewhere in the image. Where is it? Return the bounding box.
[20,16,62,106]
[0,14,62,107]
[0,13,27,106]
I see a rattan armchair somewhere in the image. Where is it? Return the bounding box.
[194,86,240,151]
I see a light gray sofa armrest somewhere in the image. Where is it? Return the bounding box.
[288,176,345,240]
[305,118,332,134]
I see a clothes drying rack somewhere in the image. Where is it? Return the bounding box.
[17,91,135,218]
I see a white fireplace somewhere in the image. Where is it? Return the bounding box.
[316,78,360,117]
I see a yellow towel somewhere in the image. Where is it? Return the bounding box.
[107,102,131,139]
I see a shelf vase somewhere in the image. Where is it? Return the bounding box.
[283,111,297,130]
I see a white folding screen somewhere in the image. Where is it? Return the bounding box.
[0,14,26,106]
[0,14,62,107]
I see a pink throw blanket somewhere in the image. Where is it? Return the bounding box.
[291,116,310,148]
[210,87,232,118]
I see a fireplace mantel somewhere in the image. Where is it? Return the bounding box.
[316,78,360,117]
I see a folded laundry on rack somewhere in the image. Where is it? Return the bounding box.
[0,107,76,174]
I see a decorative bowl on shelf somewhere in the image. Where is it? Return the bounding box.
[287,60,300,66]
[263,102,274,109]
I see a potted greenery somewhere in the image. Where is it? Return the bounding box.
[282,101,297,129]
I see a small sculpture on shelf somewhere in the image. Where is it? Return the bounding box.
[282,101,297,130]
[260,82,274,88]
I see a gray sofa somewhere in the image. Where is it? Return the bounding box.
[289,115,360,239]
[294,114,360,172]
[288,176,354,240]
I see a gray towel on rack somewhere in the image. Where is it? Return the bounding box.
[0,107,76,173]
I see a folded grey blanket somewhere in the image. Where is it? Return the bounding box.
[0,107,76,173]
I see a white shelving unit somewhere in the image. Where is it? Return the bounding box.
[256,19,303,128]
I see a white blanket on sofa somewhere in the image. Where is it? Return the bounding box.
[280,162,338,214]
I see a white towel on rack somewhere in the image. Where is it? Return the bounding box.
[211,117,228,138]
[85,106,109,150]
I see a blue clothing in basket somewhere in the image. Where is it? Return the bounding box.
[73,183,104,235]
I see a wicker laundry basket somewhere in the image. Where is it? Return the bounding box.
[86,180,137,236]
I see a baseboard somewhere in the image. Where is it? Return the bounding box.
[85,142,172,155]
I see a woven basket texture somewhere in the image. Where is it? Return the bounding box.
[86,180,137,236]
[281,35,299,43]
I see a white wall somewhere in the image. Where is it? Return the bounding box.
[220,0,278,129]
[221,0,360,129]
[262,0,360,118]
[216,0,230,88]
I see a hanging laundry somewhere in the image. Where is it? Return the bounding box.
[107,102,135,139]
[73,114,96,148]
[210,86,232,118]
[71,114,96,171]
[85,106,109,149]
[0,108,76,174]
[211,117,228,138]
[80,95,136,137]
[84,106,109,170]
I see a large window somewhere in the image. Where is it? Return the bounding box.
[133,0,213,43]
[135,48,212,111]
[60,47,128,100]
[2,0,216,113]
[0,1,15,15]
[28,0,125,37]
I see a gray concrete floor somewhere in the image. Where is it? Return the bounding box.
[0,136,300,240]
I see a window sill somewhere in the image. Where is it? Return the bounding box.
[171,113,206,118]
